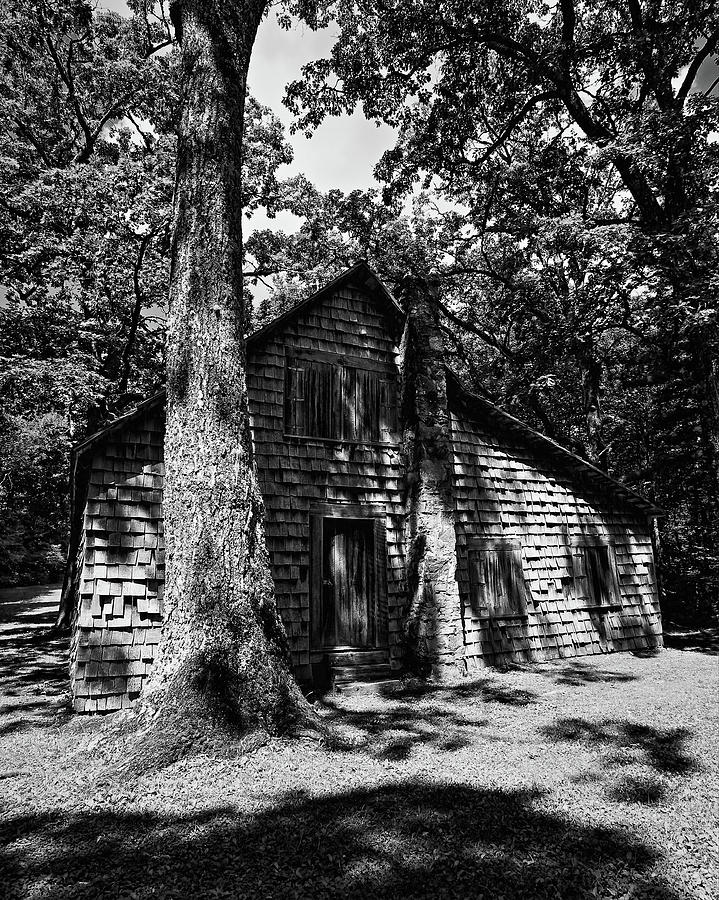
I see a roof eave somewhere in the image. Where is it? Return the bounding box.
[246,260,404,349]
[446,371,664,519]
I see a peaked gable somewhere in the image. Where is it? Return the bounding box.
[70,264,659,520]
[246,260,405,350]
[73,262,404,459]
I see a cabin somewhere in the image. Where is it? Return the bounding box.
[66,262,663,712]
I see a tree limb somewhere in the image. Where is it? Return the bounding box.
[44,32,94,157]
[558,0,576,73]
[475,92,557,165]
[677,27,719,103]
[432,293,515,359]
[118,222,166,395]
[14,118,55,168]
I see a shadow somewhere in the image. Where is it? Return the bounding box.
[450,380,664,673]
[0,781,681,900]
[542,718,698,777]
[546,661,638,686]
[479,684,536,705]
[0,586,70,733]
[664,627,719,655]
[379,676,539,706]
[322,698,489,760]
[608,775,667,805]
[320,675,541,760]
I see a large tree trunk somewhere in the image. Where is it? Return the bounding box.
[142,0,308,736]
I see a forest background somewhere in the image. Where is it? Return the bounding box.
[1,0,717,626]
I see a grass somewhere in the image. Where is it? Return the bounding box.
[0,585,717,900]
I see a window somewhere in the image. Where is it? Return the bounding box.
[572,542,620,608]
[284,352,398,443]
[468,540,529,618]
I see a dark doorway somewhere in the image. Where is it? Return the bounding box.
[320,518,376,648]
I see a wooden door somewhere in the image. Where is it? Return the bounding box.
[320,518,375,648]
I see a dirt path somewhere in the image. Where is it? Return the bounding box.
[1,586,717,900]
[0,585,69,738]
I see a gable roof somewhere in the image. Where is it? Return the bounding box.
[247,260,405,348]
[70,263,660,518]
[73,261,404,459]
[446,370,662,518]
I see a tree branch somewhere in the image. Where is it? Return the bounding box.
[432,293,515,359]
[13,118,55,168]
[125,111,154,150]
[45,33,94,157]
[73,90,141,163]
[559,0,576,73]
[677,28,719,103]
[118,222,165,395]
[475,92,557,164]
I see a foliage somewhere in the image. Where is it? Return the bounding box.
[1,0,716,624]
[0,0,295,586]
[277,0,719,622]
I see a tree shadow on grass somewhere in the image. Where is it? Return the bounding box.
[321,677,539,760]
[608,774,668,805]
[542,718,697,776]
[0,586,70,733]
[546,661,639,686]
[0,780,681,900]
[542,717,698,806]
[377,676,539,706]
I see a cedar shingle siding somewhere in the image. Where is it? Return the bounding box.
[69,267,662,712]
[451,406,662,667]
[71,411,165,712]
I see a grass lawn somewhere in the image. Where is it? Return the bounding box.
[1,585,717,900]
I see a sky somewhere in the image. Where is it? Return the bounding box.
[99,2,719,210]
[104,1,397,210]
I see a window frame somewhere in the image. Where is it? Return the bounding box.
[570,538,622,610]
[283,348,399,446]
[467,537,530,620]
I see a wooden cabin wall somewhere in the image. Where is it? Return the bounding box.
[247,285,407,682]
[70,285,407,711]
[70,411,165,712]
[450,409,663,669]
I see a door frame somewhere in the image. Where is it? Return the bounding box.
[309,503,389,650]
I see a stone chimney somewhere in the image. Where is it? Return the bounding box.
[398,275,464,676]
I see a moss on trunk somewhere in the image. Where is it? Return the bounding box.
[141,0,312,738]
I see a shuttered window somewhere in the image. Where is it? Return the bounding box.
[285,354,398,443]
[572,543,620,607]
[468,542,529,618]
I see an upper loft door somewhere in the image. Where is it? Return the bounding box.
[320,518,376,648]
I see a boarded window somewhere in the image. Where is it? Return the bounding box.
[285,354,398,442]
[572,543,620,607]
[468,543,528,618]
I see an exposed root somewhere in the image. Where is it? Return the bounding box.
[91,668,328,780]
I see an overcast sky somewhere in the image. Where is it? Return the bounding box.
[105,1,397,206]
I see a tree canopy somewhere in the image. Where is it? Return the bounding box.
[275,0,719,620]
[1,0,717,623]
[0,0,294,585]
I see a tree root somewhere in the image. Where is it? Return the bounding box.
[92,674,328,780]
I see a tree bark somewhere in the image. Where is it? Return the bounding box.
[400,276,464,675]
[142,0,308,735]
[578,350,608,470]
